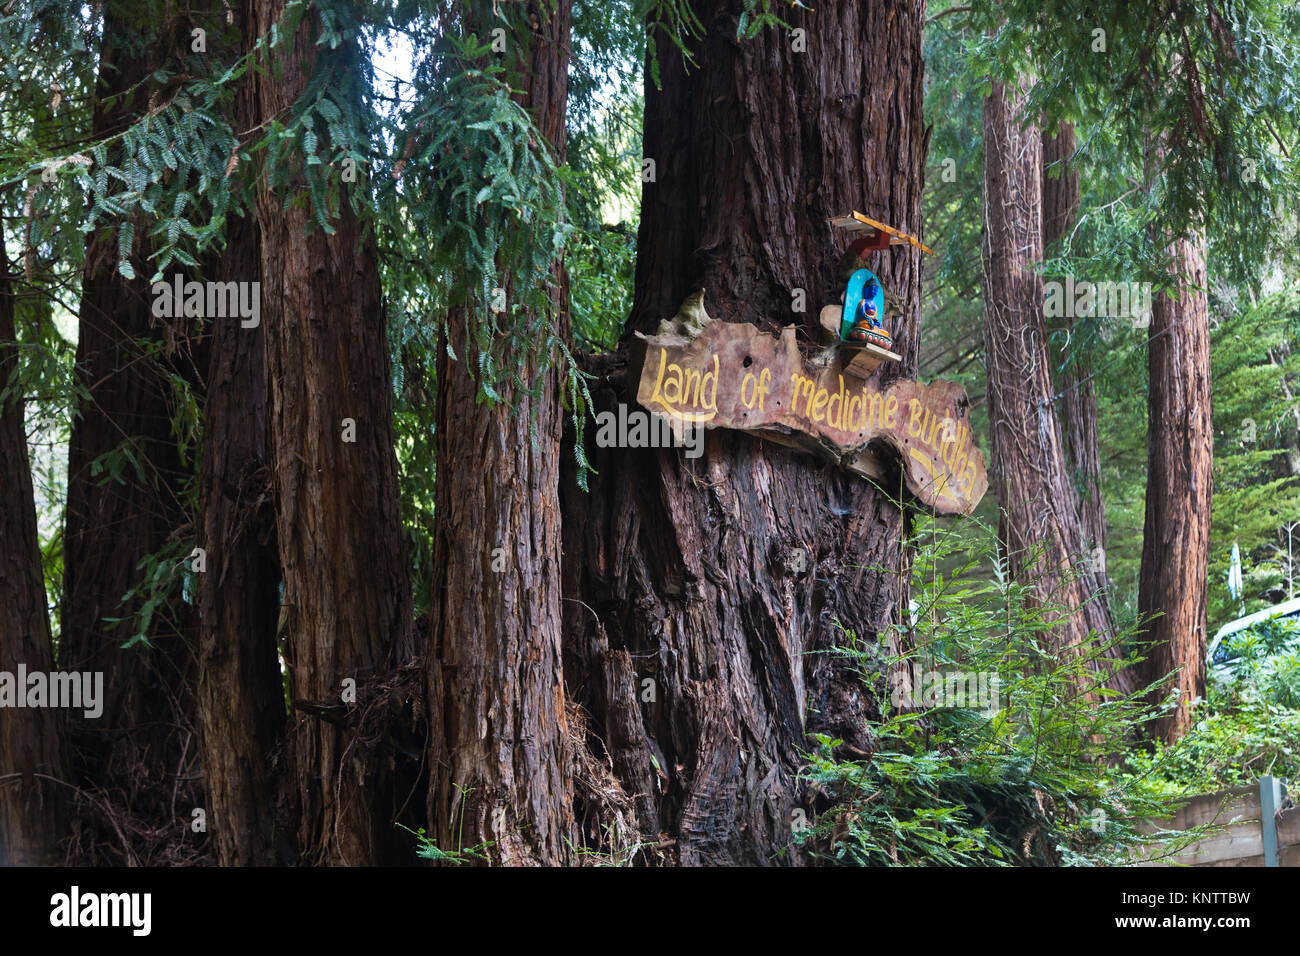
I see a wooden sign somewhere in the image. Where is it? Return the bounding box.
[827,210,934,255]
[631,320,988,515]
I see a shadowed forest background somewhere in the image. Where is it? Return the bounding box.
[2,0,1300,867]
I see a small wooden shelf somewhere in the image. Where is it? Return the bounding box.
[816,304,901,375]
[843,342,901,377]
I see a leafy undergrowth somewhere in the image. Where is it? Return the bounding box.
[797,517,1206,866]
[1122,616,1300,793]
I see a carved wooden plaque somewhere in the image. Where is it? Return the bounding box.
[631,321,988,515]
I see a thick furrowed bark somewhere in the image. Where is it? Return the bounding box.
[61,7,207,861]
[0,269,68,866]
[1137,231,1211,742]
[982,79,1113,674]
[562,0,927,866]
[193,6,287,867]
[426,0,575,866]
[427,317,574,865]
[247,0,412,865]
[195,203,286,865]
[1042,124,1108,583]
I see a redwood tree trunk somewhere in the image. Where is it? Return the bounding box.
[982,80,1113,668]
[247,0,412,865]
[0,268,67,865]
[426,0,575,866]
[1137,231,1211,742]
[1042,123,1107,587]
[562,0,927,865]
[61,7,206,861]
[195,215,284,866]
[194,16,286,861]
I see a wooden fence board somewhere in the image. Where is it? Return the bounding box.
[1136,780,1295,867]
